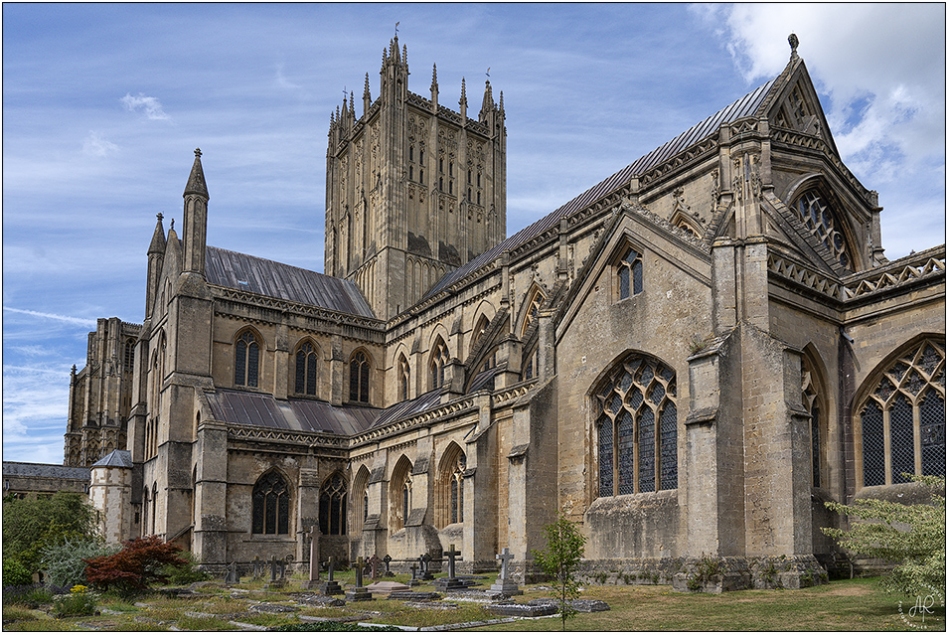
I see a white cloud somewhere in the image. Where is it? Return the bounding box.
[274,63,301,90]
[121,92,169,120]
[3,306,98,328]
[82,130,119,157]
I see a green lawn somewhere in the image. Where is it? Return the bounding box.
[2,575,944,631]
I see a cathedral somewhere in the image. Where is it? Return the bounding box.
[63,35,945,590]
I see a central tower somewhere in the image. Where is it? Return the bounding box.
[325,36,506,320]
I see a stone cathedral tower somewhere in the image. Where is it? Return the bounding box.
[325,36,506,320]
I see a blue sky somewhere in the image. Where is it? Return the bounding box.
[3,3,945,464]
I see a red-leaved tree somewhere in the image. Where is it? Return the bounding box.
[84,536,187,596]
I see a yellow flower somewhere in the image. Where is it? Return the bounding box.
[70,584,88,594]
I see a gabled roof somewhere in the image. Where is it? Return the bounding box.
[2,461,90,480]
[425,78,776,299]
[205,246,375,318]
[92,450,132,468]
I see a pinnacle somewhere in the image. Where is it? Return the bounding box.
[183,148,209,199]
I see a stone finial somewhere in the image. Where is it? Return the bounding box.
[789,33,799,59]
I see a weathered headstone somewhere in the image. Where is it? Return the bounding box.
[368,554,382,580]
[489,547,521,595]
[225,560,240,585]
[345,556,373,602]
[318,556,344,595]
[434,543,465,592]
[420,553,434,580]
[267,555,287,589]
[252,556,263,579]
[408,563,419,587]
[382,554,395,577]
[303,525,321,589]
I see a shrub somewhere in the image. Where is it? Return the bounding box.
[823,474,945,596]
[3,558,33,587]
[162,550,211,585]
[41,537,116,589]
[2,584,59,608]
[51,585,97,618]
[2,492,97,576]
[84,536,188,597]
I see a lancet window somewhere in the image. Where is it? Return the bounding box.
[252,471,290,535]
[235,330,260,388]
[295,342,318,396]
[319,472,347,536]
[616,246,644,301]
[859,339,946,487]
[349,351,371,403]
[802,357,824,488]
[430,338,450,390]
[595,353,677,497]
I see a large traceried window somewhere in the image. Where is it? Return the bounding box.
[616,246,644,301]
[295,342,318,396]
[794,190,851,269]
[595,354,677,497]
[430,338,450,390]
[235,330,260,388]
[349,351,371,403]
[319,473,347,536]
[436,445,466,527]
[859,339,946,487]
[252,471,290,535]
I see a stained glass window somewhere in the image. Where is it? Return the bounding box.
[349,351,370,403]
[252,471,290,535]
[319,473,347,536]
[859,339,946,487]
[295,342,318,396]
[235,331,260,387]
[794,191,851,269]
[595,354,677,496]
[616,247,644,301]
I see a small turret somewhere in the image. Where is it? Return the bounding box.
[145,213,166,318]
[181,149,208,278]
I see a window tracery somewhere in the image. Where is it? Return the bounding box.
[349,351,370,403]
[252,471,290,535]
[235,331,260,388]
[858,339,945,487]
[794,190,851,269]
[616,246,644,301]
[430,338,450,390]
[295,342,318,396]
[319,472,347,536]
[595,354,677,497]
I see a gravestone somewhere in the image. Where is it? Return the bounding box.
[420,554,434,580]
[383,554,395,577]
[318,556,343,596]
[252,556,264,579]
[225,560,240,585]
[368,554,382,580]
[267,555,287,589]
[345,557,373,602]
[408,563,420,587]
[489,547,521,595]
[303,525,321,590]
[434,543,465,592]
[365,580,411,598]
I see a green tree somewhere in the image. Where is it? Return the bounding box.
[823,475,945,596]
[532,515,587,630]
[41,536,117,588]
[2,492,97,577]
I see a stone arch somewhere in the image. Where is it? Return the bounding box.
[348,348,373,404]
[589,350,678,499]
[389,455,414,531]
[434,441,466,528]
[801,343,832,490]
[251,468,292,535]
[517,283,546,339]
[351,465,371,534]
[319,471,348,536]
[784,173,860,271]
[234,326,263,388]
[853,334,946,488]
[429,335,451,391]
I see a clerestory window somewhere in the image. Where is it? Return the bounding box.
[235,331,260,388]
[295,342,318,396]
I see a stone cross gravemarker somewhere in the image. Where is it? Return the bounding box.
[319,556,343,595]
[383,554,394,577]
[489,547,521,595]
[225,560,240,585]
[303,525,321,589]
[420,553,434,580]
[369,554,382,580]
[434,543,465,591]
[409,563,419,586]
[346,556,373,602]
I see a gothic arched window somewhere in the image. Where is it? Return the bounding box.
[398,354,410,402]
[235,331,260,388]
[616,246,644,301]
[124,339,135,373]
[449,453,465,524]
[595,353,677,497]
[430,338,450,390]
[295,342,318,396]
[349,351,370,403]
[252,471,290,535]
[858,339,945,487]
[390,458,413,531]
[521,290,545,338]
[793,190,851,269]
[319,473,347,536]
[802,357,824,488]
